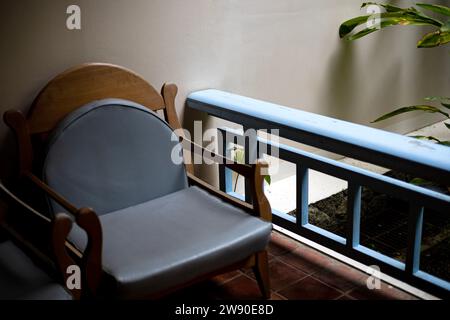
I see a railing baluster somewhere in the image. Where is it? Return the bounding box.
[212,127,450,296]
[406,205,424,275]
[218,129,232,193]
[243,126,257,204]
[296,165,309,226]
[347,183,362,248]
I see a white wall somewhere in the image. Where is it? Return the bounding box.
[1,0,449,180]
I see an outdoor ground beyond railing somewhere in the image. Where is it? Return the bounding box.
[186,89,450,298]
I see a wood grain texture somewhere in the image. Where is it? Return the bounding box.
[24,173,102,296]
[27,63,165,134]
[52,213,81,299]
[251,161,272,222]
[3,110,33,176]
[252,250,271,299]
[162,83,194,174]
[25,173,78,215]
[76,207,102,298]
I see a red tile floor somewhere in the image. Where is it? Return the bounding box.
[166,231,419,300]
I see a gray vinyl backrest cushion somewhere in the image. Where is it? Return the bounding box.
[43,98,188,216]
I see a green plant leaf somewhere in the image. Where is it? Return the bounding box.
[442,21,450,32]
[345,26,379,40]
[344,16,415,41]
[339,15,372,38]
[424,96,450,102]
[439,140,450,146]
[424,96,450,109]
[407,7,444,26]
[410,177,435,186]
[410,135,450,147]
[418,30,450,47]
[339,4,444,41]
[372,105,449,123]
[416,3,450,17]
[409,135,442,143]
[408,135,450,147]
[234,148,245,164]
[340,12,442,40]
[390,9,443,27]
[264,175,271,185]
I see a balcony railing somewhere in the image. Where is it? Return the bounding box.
[187,89,450,298]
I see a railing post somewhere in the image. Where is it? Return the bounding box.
[296,165,309,226]
[218,128,232,193]
[347,183,362,249]
[406,205,424,275]
[243,126,257,204]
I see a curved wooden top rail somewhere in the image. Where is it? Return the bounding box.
[27,63,165,134]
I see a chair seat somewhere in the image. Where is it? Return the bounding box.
[0,241,72,300]
[69,186,272,299]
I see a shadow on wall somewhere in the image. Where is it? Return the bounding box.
[415,0,450,94]
[182,105,219,186]
[318,41,358,121]
[319,19,449,131]
[363,26,404,128]
[318,34,405,125]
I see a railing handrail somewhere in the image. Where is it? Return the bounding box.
[187,89,450,185]
[218,127,450,211]
[187,89,450,297]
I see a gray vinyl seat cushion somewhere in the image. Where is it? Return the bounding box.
[68,186,272,299]
[0,241,72,300]
[43,98,188,216]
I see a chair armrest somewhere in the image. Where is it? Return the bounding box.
[25,173,79,216]
[187,172,254,213]
[1,181,90,299]
[51,213,81,299]
[183,138,272,222]
[19,174,103,297]
[249,161,272,222]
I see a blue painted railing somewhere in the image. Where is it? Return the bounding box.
[187,89,450,298]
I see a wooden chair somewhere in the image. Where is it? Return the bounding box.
[0,181,97,300]
[3,63,272,299]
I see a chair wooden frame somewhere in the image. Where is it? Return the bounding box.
[3,63,272,299]
[0,182,90,300]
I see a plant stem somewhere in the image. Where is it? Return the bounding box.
[234,173,240,192]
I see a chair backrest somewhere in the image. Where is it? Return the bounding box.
[43,99,188,216]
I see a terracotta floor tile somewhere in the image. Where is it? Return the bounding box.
[270,292,287,300]
[347,282,419,300]
[277,245,337,275]
[279,276,342,300]
[247,259,308,292]
[214,275,265,300]
[313,262,367,292]
[268,232,301,257]
[212,270,242,285]
[336,294,355,300]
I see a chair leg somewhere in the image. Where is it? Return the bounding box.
[252,251,271,299]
